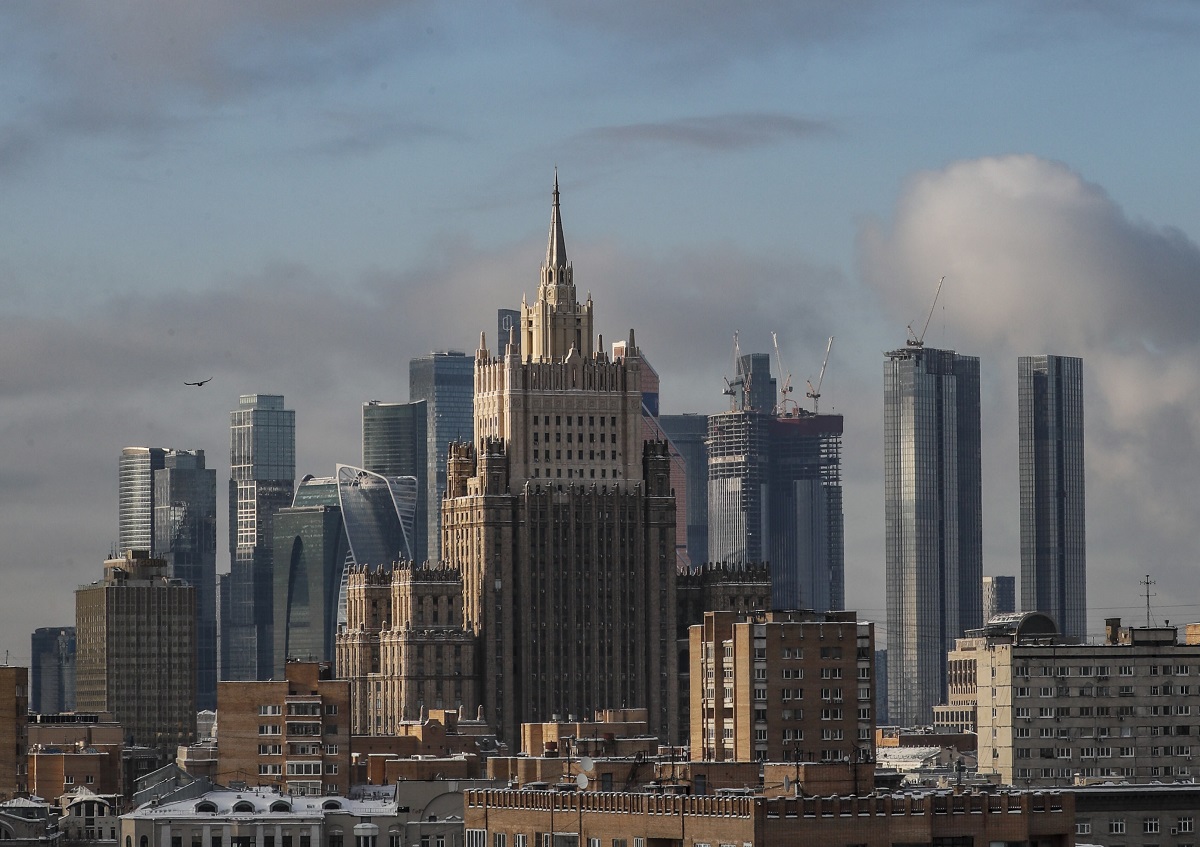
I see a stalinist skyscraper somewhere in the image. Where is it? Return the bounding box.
[443,176,677,744]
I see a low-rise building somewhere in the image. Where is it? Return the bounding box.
[464,787,1075,847]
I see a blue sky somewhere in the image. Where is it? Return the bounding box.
[2,2,1200,659]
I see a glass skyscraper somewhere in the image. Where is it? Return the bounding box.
[29,627,75,713]
[409,351,474,563]
[1018,354,1085,638]
[884,345,982,727]
[658,413,710,566]
[224,394,295,680]
[154,450,218,709]
[362,400,427,562]
[118,447,166,553]
[982,574,1017,623]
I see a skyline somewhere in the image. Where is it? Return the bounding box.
[3,4,1200,660]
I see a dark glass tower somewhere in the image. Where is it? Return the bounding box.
[884,345,982,727]
[362,400,427,562]
[154,450,218,709]
[1018,354,1085,638]
[409,352,474,563]
[29,627,76,713]
[658,414,710,566]
[224,394,295,680]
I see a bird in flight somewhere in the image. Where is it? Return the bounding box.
[184,377,213,387]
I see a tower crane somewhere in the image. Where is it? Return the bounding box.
[906,276,945,348]
[721,331,745,411]
[772,332,798,416]
[805,336,834,414]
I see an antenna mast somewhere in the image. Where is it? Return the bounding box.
[1140,574,1157,627]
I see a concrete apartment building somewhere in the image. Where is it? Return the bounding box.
[690,610,875,764]
[216,662,350,796]
[75,551,196,757]
[0,667,28,801]
[954,614,1200,787]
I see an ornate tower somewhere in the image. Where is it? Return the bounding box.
[443,177,678,743]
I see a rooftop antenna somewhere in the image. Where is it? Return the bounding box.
[1140,574,1157,627]
[907,276,945,348]
[805,336,835,414]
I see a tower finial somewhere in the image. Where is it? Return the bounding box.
[546,169,567,269]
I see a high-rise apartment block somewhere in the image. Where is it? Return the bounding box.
[154,450,218,710]
[215,661,350,796]
[443,178,677,743]
[29,627,75,714]
[225,394,295,680]
[409,351,474,564]
[362,400,428,562]
[707,397,844,611]
[336,562,478,735]
[689,610,874,764]
[75,551,196,755]
[961,616,1200,787]
[0,666,29,801]
[884,344,982,726]
[982,575,1017,623]
[118,447,167,554]
[1019,354,1086,639]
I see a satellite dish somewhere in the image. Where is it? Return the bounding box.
[575,773,589,789]
[579,756,594,772]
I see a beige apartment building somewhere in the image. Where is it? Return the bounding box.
[216,661,351,796]
[690,610,875,764]
[962,614,1200,786]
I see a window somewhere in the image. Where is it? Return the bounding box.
[1076,821,1091,835]
[1144,817,1160,834]
[1109,818,1126,835]
[259,705,282,715]
[465,833,485,847]
[494,835,507,847]
[1180,816,1195,833]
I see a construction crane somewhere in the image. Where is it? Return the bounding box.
[805,336,834,414]
[772,332,797,416]
[721,330,745,411]
[906,275,945,348]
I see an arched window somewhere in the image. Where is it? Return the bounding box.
[322,800,342,810]
[124,836,132,847]
[140,837,149,847]
[195,802,218,814]
[233,801,255,814]
[269,801,292,813]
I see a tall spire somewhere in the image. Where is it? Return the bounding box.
[546,167,567,269]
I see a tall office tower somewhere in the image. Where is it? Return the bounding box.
[410,351,474,564]
[707,384,844,611]
[1018,355,1085,638]
[153,450,217,710]
[767,414,844,612]
[225,394,295,680]
[75,551,196,756]
[443,177,677,743]
[0,666,28,801]
[497,309,521,357]
[29,627,76,713]
[737,353,776,413]
[884,344,983,727]
[362,400,428,562]
[982,575,1017,622]
[659,414,709,565]
[118,447,167,553]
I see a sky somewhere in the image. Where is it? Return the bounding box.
[2,2,1200,662]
